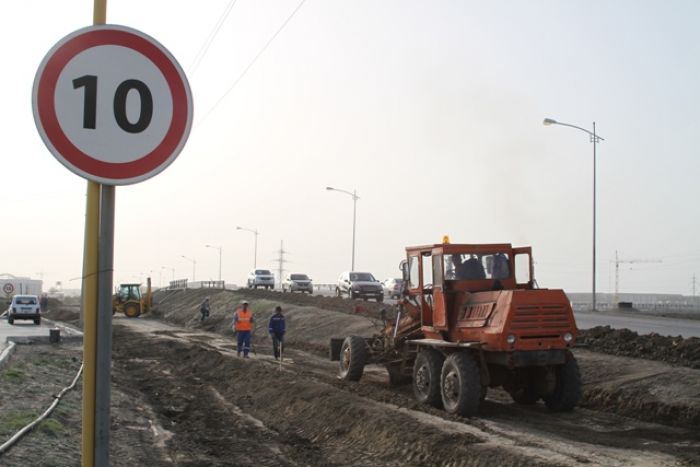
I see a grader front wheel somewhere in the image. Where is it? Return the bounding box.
[339,336,367,381]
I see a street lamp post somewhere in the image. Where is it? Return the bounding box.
[236,226,259,269]
[326,186,359,271]
[543,118,604,311]
[180,255,196,282]
[205,244,223,283]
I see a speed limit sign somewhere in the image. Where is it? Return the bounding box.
[32,25,193,185]
[3,283,14,294]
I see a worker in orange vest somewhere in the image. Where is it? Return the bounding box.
[233,301,254,358]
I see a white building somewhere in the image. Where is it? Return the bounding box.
[0,273,43,297]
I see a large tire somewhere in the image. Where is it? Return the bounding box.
[377,295,384,303]
[441,352,482,416]
[124,303,141,318]
[339,336,367,381]
[413,349,445,408]
[8,316,13,325]
[336,288,342,298]
[34,317,41,325]
[543,356,582,412]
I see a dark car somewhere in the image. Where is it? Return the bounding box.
[336,272,383,302]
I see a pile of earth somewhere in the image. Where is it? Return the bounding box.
[44,306,81,324]
[578,326,700,369]
[151,288,387,355]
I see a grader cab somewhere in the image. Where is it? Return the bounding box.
[112,278,152,318]
[331,240,581,416]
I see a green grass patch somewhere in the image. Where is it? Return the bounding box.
[38,418,65,437]
[0,410,37,436]
[1,367,26,382]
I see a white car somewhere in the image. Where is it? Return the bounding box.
[7,294,41,325]
[247,269,275,289]
[382,278,404,299]
[283,273,313,294]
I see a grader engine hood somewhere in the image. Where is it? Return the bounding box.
[451,289,577,352]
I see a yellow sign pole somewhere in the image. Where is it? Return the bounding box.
[81,181,99,467]
[81,4,106,467]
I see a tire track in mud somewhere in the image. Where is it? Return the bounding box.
[113,321,699,466]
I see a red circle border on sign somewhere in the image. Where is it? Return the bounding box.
[36,27,190,182]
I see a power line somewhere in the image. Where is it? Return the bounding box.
[189,0,238,75]
[195,0,307,128]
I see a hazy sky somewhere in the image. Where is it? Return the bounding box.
[2,1,699,295]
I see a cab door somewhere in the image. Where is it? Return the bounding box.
[430,254,448,331]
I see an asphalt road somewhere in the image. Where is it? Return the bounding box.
[0,316,82,356]
[315,287,700,338]
[574,310,700,338]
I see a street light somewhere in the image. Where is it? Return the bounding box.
[543,117,605,311]
[326,186,359,271]
[180,255,196,282]
[205,244,223,283]
[236,226,259,269]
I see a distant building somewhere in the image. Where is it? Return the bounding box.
[0,273,43,296]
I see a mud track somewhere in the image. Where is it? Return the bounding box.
[112,318,700,466]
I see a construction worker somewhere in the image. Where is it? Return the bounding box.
[268,306,286,360]
[233,301,254,358]
[199,297,210,322]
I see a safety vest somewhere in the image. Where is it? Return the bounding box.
[235,309,252,331]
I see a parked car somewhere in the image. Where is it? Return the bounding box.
[247,269,275,289]
[7,294,41,325]
[283,273,313,294]
[382,278,404,299]
[336,272,383,302]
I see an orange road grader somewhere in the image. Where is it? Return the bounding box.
[330,239,581,416]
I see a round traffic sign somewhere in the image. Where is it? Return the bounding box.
[3,283,14,294]
[32,25,193,185]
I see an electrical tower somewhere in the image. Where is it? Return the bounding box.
[274,240,289,288]
[613,250,661,305]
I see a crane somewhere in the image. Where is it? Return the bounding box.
[613,250,662,306]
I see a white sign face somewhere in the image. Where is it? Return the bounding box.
[32,25,193,185]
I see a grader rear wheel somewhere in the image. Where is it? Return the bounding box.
[339,336,367,381]
[543,356,582,412]
[124,303,141,318]
[413,349,444,408]
[441,352,481,416]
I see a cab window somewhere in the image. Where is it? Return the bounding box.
[408,255,420,289]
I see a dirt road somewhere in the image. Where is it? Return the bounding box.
[1,289,699,466]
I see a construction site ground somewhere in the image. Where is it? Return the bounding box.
[1,288,699,466]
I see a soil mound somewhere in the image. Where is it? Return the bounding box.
[578,326,700,369]
[150,288,385,354]
[44,306,81,324]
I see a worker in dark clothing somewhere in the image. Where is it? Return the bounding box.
[268,306,286,360]
[39,294,49,313]
[199,297,210,322]
[464,254,486,279]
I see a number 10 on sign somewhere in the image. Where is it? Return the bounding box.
[32,25,193,185]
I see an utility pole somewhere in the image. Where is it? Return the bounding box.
[693,274,697,311]
[274,240,289,289]
[613,250,661,307]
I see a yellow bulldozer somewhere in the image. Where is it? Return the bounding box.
[112,277,152,318]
